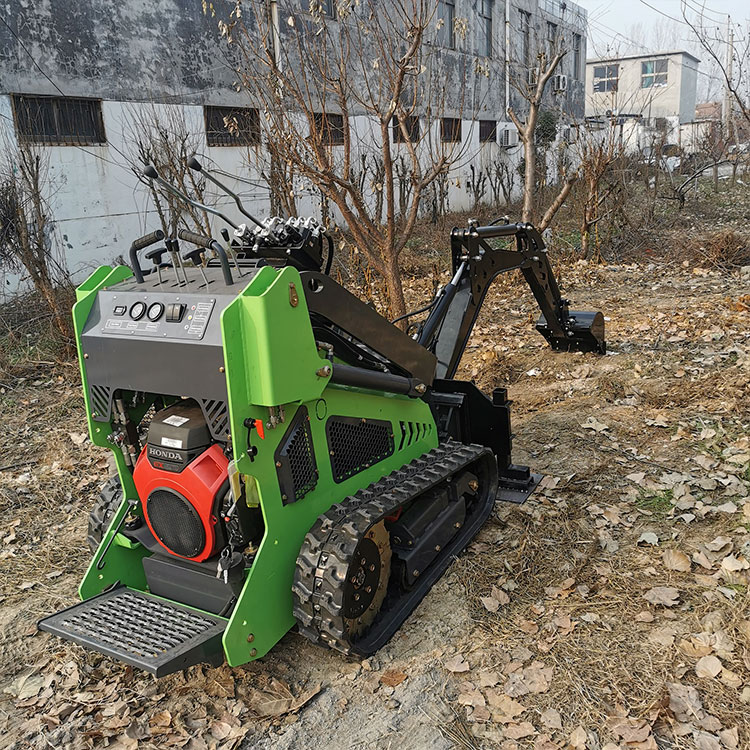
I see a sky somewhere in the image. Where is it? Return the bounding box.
[576,0,748,59]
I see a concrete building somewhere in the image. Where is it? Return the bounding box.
[1,0,588,287]
[584,50,700,156]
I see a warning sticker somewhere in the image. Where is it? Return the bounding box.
[161,436,183,449]
[163,415,189,427]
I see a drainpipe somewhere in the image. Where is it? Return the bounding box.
[270,0,281,72]
[505,0,511,117]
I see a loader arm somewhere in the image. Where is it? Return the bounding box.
[418,221,606,379]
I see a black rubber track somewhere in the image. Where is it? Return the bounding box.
[292,439,498,655]
[87,477,123,553]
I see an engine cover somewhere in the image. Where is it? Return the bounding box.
[134,443,229,562]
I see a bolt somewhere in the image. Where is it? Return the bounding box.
[247,633,255,643]
[83,353,89,359]
[369,564,375,571]
[455,522,461,528]
[281,494,287,501]
[354,593,360,601]
[219,366,225,373]
[316,365,331,377]
[276,461,282,468]
[435,544,441,552]
[413,570,420,577]
[365,586,372,593]
[250,648,257,657]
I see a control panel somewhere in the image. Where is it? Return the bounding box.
[100,292,217,341]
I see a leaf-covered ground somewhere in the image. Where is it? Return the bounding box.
[0,258,748,750]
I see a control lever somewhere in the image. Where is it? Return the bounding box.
[129,229,165,283]
[143,165,241,231]
[144,247,170,285]
[177,229,234,285]
[220,227,245,277]
[182,246,210,288]
[165,237,188,285]
[188,157,263,228]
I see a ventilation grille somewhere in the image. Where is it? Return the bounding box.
[146,489,205,558]
[200,399,229,440]
[398,421,433,450]
[275,406,317,504]
[326,416,394,484]
[89,384,112,421]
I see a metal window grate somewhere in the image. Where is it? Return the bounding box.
[326,416,394,483]
[204,106,260,147]
[312,113,346,146]
[275,406,318,504]
[12,95,106,145]
[441,117,462,143]
[479,120,497,143]
[392,115,420,144]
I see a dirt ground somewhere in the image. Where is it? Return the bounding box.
[0,256,748,750]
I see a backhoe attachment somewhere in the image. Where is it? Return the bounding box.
[417,221,606,378]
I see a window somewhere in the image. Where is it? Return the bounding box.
[479,0,493,57]
[641,59,668,88]
[12,95,106,145]
[441,117,461,143]
[392,115,420,143]
[205,106,260,146]
[547,21,557,50]
[312,112,346,145]
[592,64,619,93]
[519,10,531,67]
[436,0,455,48]
[479,120,497,143]
[572,33,581,80]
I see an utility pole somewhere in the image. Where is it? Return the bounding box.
[723,15,734,141]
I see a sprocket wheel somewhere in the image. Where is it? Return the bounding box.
[342,520,391,638]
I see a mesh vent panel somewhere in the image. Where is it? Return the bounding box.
[89,384,112,420]
[146,489,205,558]
[275,407,317,504]
[326,416,394,483]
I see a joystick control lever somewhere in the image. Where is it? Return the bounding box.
[182,247,210,288]
[144,247,170,285]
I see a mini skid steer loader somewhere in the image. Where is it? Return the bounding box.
[39,159,605,676]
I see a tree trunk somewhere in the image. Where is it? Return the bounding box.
[522,134,537,223]
[382,248,407,326]
[713,163,719,193]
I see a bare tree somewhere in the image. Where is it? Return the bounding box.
[0,137,73,340]
[508,50,577,230]
[214,0,471,320]
[122,104,211,237]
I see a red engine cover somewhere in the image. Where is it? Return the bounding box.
[133,444,229,562]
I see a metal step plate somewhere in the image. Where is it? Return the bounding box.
[38,586,226,677]
[497,469,543,504]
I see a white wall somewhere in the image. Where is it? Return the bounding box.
[1,97,530,294]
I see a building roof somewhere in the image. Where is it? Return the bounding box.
[587,50,701,65]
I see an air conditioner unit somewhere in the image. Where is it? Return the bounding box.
[501,127,519,148]
[527,68,538,87]
[552,74,568,92]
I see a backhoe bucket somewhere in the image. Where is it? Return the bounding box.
[536,310,606,354]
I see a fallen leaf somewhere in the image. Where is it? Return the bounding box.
[379,669,407,687]
[638,532,659,546]
[504,721,536,739]
[540,708,562,730]
[643,586,680,607]
[457,689,485,708]
[695,655,722,678]
[444,654,470,673]
[568,725,588,749]
[663,549,691,572]
[581,417,608,432]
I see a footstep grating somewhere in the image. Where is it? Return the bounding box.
[38,586,226,677]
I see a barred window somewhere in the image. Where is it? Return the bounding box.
[12,95,106,145]
[312,112,346,146]
[479,120,497,143]
[204,106,260,147]
[392,115,420,143]
[441,117,462,143]
[437,0,455,48]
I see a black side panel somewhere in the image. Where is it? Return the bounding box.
[326,416,394,483]
[428,380,513,470]
[300,271,437,385]
[275,406,318,504]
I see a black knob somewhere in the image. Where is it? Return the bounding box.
[187,156,203,172]
[145,247,168,264]
[183,247,205,265]
[143,165,159,180]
